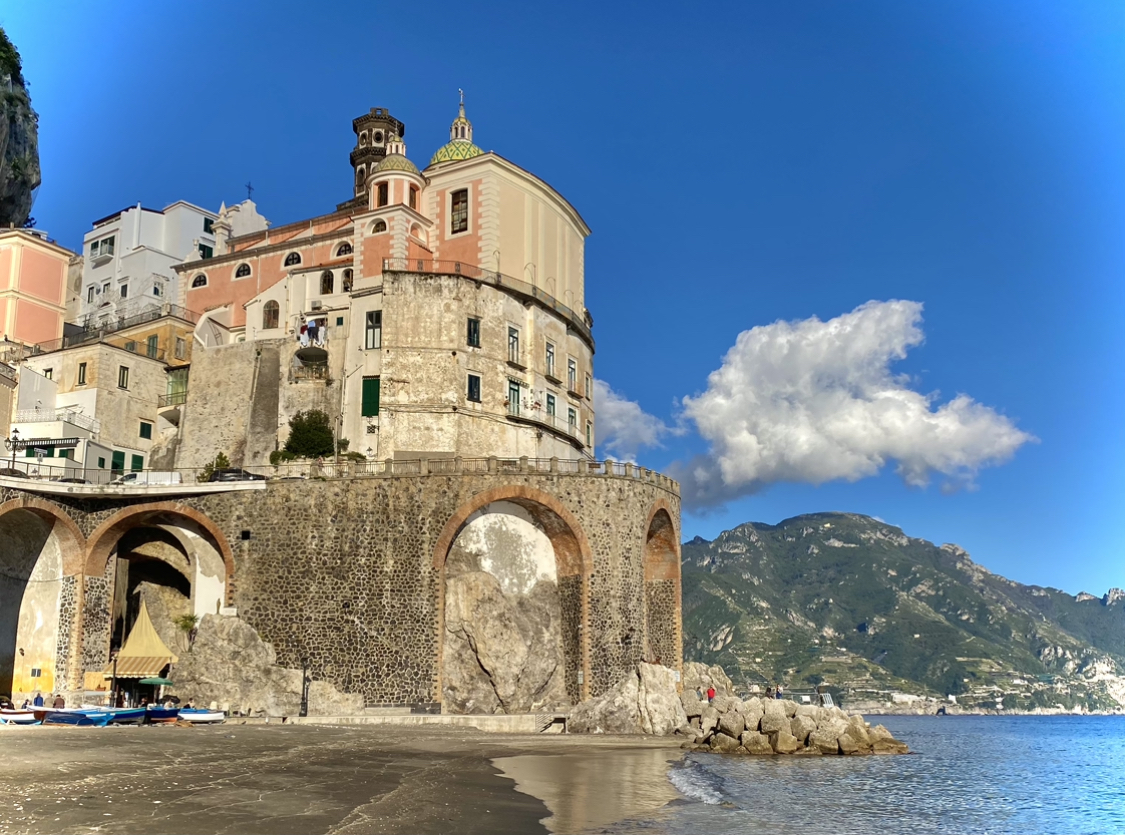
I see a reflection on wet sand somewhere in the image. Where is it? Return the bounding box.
[494,748,683,834]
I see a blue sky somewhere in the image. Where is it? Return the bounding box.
[5,1,1123,596]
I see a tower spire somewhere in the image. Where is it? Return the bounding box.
[450,91,473,143]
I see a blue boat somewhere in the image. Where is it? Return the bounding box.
[106,707,147,725]
[145,706,180,724]
[41,709,112,727]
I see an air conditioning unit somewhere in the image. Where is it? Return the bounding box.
[310,300,323,310]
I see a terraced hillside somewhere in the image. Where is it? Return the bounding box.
[682,513,1125,712]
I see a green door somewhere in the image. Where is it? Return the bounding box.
[111,451,125,474]
[361,376,380,416]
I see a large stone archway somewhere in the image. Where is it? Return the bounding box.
[643,500,682,677]
[0,498,86,696]
[80,502,235,683]
[433,485,593,711]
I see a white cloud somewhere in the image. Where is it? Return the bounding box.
[672,300,1035,508]
[593,379,675,462]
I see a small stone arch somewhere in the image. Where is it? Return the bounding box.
[0,497,86,576]
[432,485,593,706]
[643,499,682,677]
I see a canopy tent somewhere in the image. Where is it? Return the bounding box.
[104,600,179,679]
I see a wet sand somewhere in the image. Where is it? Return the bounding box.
[0,724,684,834]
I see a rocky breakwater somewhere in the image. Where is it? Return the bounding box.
[678,691,908,756]
[569,661,908,756]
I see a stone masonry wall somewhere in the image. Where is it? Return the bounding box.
[0,468,681,708]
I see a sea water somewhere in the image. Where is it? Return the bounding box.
[624,716,1125,834]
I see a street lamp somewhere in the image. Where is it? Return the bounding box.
[4,427,19,471]
[109,650,119,708]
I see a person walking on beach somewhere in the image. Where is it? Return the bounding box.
[706,686,716,704]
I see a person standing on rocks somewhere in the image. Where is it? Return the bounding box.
[775,684,784,700]
[706,686,716,704]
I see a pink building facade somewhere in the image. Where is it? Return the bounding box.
[0,229,73,347]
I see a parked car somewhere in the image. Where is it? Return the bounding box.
[208,468,267,482]
[0,467,29,478]
[111,471,183,486]
[53,477,89,484]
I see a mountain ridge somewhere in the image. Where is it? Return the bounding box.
[681,511,1125,712]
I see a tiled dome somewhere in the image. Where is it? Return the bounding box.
[429,140,484,166]
[374,154,421,175]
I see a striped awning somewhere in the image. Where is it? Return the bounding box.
[106,656,172,679]
[16,437,79,450]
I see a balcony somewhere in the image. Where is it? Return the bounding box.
[505,402,584,449]
[14,407,100,434]
[90,245,114,267]
[157,391,188,408]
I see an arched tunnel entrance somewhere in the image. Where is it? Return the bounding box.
[85,506,233,680]
[0,503,83,698]
[435,489,591,715]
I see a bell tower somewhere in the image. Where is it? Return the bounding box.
[338,107,406,211]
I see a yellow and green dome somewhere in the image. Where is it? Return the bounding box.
[429,140,484,166]
[375,153,421,175]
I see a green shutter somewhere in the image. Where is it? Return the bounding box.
[130,454,144,472]
[111,451,125,473]
[361,377,380,417]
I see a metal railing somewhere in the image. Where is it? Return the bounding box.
[382,258,593,346]
[0,456,680,494]
[13,407,100,433]
[158,391,188,408]
[34,304,199,355]
[290,362,330,382]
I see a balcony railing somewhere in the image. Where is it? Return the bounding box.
[382,258,593,347]
[505,402,583,445]
[158,391,188,408]
[34,304,200,356]
[290,362,330,382]
[14,407,100,433]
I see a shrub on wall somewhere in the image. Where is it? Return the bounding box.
[200,452,231,482]
[283,410,335,458]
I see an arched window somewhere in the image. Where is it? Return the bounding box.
[284,252,301,267]
[342,269,354,292]
[191,274,207,288]
[235,263,251,278]
[356,165,365,185]
[372,220,387,234]
[263,300,279,330]
[336,242,353,257]
[321,271,334,295]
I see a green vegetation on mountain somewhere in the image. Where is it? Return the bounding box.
[682,513,1125,712]
[0,26,40,228]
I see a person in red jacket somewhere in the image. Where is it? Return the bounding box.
[706,686,716,704]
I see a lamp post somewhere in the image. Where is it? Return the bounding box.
[109,650,119,708]
[299,657,309,718]
[4,427,19,471]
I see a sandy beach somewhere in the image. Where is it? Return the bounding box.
[0,724,684,834]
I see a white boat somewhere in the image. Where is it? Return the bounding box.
[0,709,39,725]
[178,708,225,724]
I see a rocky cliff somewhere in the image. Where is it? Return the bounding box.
[0,28,40,228]
[683,513,1125,713]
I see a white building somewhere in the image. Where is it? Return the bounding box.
[75,200,267,327]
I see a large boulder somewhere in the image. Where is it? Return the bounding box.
[442,572,567,714]
[743,706,764,733]
[740,730,775,755]
[680,692,705,719]
[568,669,641,734]
[638,663,688,735]
[710,731,741,754]
[710,694,735,715]
[869,724,910,754]
[795,703,819,719]
[808,727,843,754]
[837,732,861,755]
[569,663,686,735]
[770,730,800,754]
[682,662,735,698]
[718,710,745,738]
[781,700,798,718]
[790,715,817,744]
[846,715,872,749]
[700,705,720,736]
[759,702,789,735]
[171,614,364,717]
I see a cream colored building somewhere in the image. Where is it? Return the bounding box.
[175,101,596,467]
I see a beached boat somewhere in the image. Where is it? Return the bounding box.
[0,709,39,725]
[41,709,112,727]
[145,706,180,724]
[107,707,148,725]
[178,708,225,724]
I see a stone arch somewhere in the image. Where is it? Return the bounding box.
[84,502,234,591]
[0,498,87,696]
[432,485,593,707]
[643,500,682,678]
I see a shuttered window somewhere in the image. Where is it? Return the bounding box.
[361,376,380,416]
